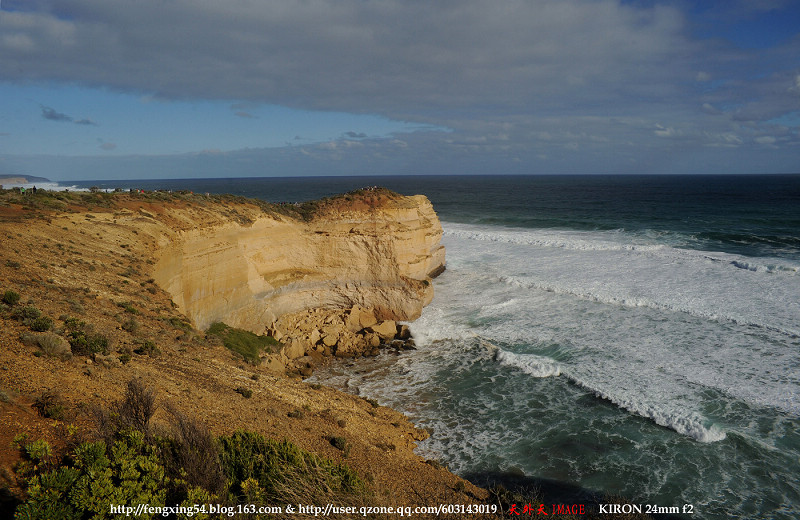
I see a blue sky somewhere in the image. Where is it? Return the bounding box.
[1,0,798,180]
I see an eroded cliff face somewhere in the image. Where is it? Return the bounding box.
[152,193,445,339]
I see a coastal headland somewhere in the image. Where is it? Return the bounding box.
[0,187,650,519]
[0,187,492,514]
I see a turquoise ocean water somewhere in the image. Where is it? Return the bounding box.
[75,175,800,519]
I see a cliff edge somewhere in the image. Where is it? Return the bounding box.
[148,189,444,370]
[153,190,445,332]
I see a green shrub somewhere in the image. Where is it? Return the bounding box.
[28,316,53,332]
[13,385,370,519]
[62,317,110,356]
[68,329,110,356]
[13,306,41,321]
[329,436,350,456]
[2,289,20,305]
[133,340,160,357]
[62,316,84,331]
[235,387,253,399]
[218,430,365,506]
[32,390,65,420]
[121,317,139,333]
[206,322,281,365]
[166,316,192,331]
[14,431,168,520]
[116,301,139,315]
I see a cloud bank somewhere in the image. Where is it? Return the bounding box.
[1,0,798,176]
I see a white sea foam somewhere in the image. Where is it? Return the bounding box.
[567,376,727,442]
[442,222,800,338]
[411,222,800,426]
[445,226,666,252]
[494,349,561,378]
[488,346,726,441]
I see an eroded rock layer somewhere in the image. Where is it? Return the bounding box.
[152,191,445,339]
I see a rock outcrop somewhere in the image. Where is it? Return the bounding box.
[152,190,445,342]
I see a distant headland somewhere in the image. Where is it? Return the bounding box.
[0,174,52,185]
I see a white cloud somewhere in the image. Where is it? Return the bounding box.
[654,125,678,138]
[696,71,712,82]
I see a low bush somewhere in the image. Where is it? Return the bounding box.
[27,316,53,332]
[133,340,160,357]
[235,387,253,399]
[67,329,109,356]
[2,290,20,305]
[166,316,193,331]
[13,381,371,519]
[329,436,349,456]
[36,333,72,360]
[218,430,366,507]
[12,306,41,321]
[13,432,168,520]
[63,318,110,356]
[158,403,227,499]
[206,322,281,365]
[32,390,65,420]
[116,301,139,315]
[121,317,139,333]
[113,379,158,436]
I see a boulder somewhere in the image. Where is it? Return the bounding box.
[345,305,379,332]
[397,324,411,340]
[366,333,381,348]
[282,338,305,360]
[369,320,397,340]
[262,355,285,373]
[345,306,362,332]
[358,308,378,329]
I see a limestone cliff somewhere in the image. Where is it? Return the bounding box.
[152,190,445,339]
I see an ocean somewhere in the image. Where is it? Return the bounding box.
[72,174,800,519]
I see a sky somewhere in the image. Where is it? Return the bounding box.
[0,0,798,181]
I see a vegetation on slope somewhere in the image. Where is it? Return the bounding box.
[11,380,370,520]
[206,323,281,365]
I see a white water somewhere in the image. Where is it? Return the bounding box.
[424,224,800,430]
[314,221,800,518]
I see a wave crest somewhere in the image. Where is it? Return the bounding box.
[494,349,562,378]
